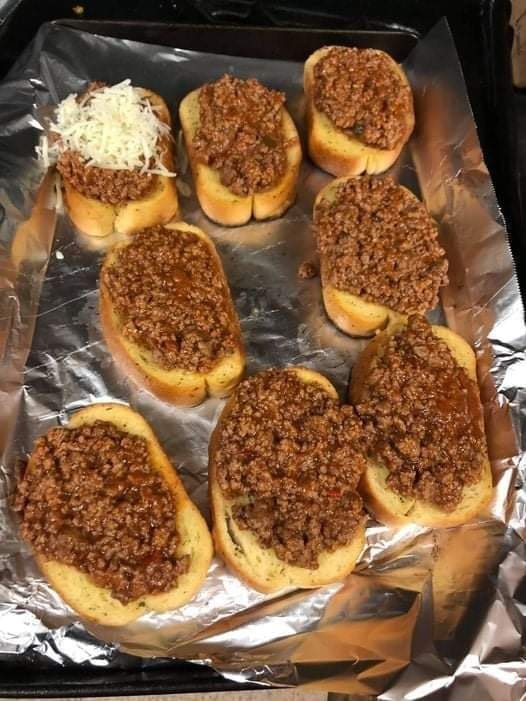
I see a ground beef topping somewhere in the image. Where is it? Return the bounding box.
[193,74,288,197]
[55,82,157,205]
[215,369,367,569]
[102,226,238,373]
[297,260,318,279]
[14,420,188,604]
[315,176,448,314]
[313,47,412,150]
[57,149,155,204]
[355,315,485,510]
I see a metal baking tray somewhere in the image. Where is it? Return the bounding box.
[0,0,520,697]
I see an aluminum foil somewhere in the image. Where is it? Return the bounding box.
[0,18,525,699]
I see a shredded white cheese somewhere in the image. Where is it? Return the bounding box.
[36,80,176,177]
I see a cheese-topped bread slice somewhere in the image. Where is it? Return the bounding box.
[39,80,179,237]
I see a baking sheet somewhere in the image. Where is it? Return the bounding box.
[0,18,525,699]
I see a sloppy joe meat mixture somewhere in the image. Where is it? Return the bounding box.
[102,226,237,374]
[14,420,188,604]
[58,149,154,204]
[315,176,448,314]
[215,370,367,569]
[297,260,318,280]
[355,315,485,510]
[193,75,288,197]
[56,82,156,205]
[313,47,412,150]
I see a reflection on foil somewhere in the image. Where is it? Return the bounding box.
[0,18,524,699]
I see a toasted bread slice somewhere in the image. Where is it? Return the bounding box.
[314,176,411,337]
[179,87,301,226]
[320,283,402,337]
[30,403,213,626]
[62,89,179,238]
[100,221,245,406]
[349,324,492,527]
[304,46,414,177]
[209,367,366,593]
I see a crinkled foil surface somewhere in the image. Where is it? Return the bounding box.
[0,19,525,699]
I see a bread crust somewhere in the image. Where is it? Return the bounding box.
[31,403,213,625]
[321,277,398,338]
[100,221,245,406]
[304,46,414,177]
[179,87,301,226]
[349,324,493,527]
[314,176,407,337]
[209,367,366,593]
[62,89,179,238]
